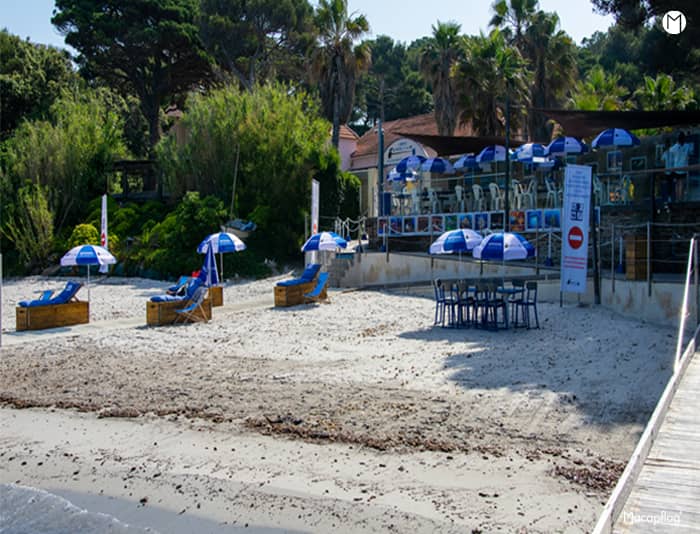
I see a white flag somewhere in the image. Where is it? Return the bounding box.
[99,194,109,273]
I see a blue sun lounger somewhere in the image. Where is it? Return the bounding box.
[16,281,88,331]
[304,272,330,304]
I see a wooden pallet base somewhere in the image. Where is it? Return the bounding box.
[274,281,327,307]
[146,298,212,326]
[16,301,89,331]
[209,286,223,307]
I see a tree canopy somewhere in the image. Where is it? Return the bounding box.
[52,0,212,154]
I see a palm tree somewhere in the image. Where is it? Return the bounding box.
[568,66,628,110]
[310,0,370,148]
[489,0,539,49]
[454,30,530,137]
[419,21,462,136]
[633,73,695,110]
[523,11,576,140]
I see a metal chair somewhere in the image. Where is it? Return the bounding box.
[513,281,539,329]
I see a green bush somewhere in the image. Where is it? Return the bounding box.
[67,223,99,249]
[3,184,55,270]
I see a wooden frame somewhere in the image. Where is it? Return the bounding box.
[16,301,89,331]
[208,285,223,307]
[146,297,212,326]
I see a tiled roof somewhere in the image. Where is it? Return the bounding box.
[339,125,360,140]
[352,114,474,158]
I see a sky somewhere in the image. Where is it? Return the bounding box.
[0,0,615,51]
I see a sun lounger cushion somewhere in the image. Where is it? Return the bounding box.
[276,264,321,287]
[150,277,204,303]
[19,281,82,307]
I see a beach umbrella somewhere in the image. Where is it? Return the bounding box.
[472,232,535,261]
[197,231,246,279]
[420,157,455,174]
[532,156,557,169]
[454,154,479,171]
[301,231,348,252]
[429,229,483,254]
[476,145,507,164]
[591,128,640,149]
[387,168,418,182]
[395,155,426,173]
[545,136,588,156]
[199,243,219,288]
[512,143,546,161]
[60,244,117,306]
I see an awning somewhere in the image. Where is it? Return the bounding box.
[535,109,700,138]
[395,133,526,157]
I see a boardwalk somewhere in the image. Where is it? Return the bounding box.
[613,351,700,533]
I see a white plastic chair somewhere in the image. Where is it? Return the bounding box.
[545,178,560,208]
[410,188,420,214]
[471,185,485,211]
[454,185,465,212]
[521,179,537,209]
[428,189,440,213]
[488,183,503,211]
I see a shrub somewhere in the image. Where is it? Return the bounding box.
[67,223,99,249]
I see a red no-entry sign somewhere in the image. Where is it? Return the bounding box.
[568,226,584,249]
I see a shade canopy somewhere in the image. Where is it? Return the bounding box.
[545,136,588,156]
[453,154,478,171]
[472,232,535,261]
[591,128,641,149]
[420,157,455,174]
[60,245,117,266]
[301,231,348,252]
[395,155,426,173]
[387,168,418,182]
[476,145,507,163]
[429,229,483,254]
[512,143,546,161]
[197,232,246,254]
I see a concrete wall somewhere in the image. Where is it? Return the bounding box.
[336,252,695,328]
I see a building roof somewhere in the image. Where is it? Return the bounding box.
[535,109,700,138]
[396,133,526,155]
[352,113,475,159]
[339,124,360,141]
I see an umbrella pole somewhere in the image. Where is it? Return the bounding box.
[220,252,224,284]
[87,265,90,320]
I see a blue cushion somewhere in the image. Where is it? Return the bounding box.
[150,294,187,303]
[276,279,304,287]
[19,281,82,307]
[300,264,321,281]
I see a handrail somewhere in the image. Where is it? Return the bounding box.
[675,235,698,372]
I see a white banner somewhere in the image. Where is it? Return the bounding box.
[311,179,320,236]
[99,194,109,273]
[560,165,592,293]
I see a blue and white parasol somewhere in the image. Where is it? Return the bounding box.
[301,232,348,252]
[591,128,640,149]
[476,145,507,164]
[387,168,418,182]
[472,232,535,261]
[60,244,117,309]
[512,143,546,161]
[199,243,220,287]
[197,232,246,254]
[395,155,426,173]
[545,136,588,156]
[453,154,478,171]
[429,229,483,254]
[420,157,455,174]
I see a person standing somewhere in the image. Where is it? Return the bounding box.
[660,138,673,202]
[670,132,694,201]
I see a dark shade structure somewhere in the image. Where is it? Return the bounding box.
[395,133,526,156]
[534,109,700,139]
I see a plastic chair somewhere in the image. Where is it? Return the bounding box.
[545,178,560,208]
[471,185,486,211]
[488,183,503,211]
[511,179,524,210]
[454,185,465,212]
[521,180,537,210]
[410,189,421,214]
[174,285,209,323]
[428,189,440,213]
[304,272,330,303]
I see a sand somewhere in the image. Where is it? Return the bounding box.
[0,275,677,533]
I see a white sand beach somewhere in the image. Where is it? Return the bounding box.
[0,275,676,533]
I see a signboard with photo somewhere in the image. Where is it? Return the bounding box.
[431,215,444,233]
[402,217,416,234]
[474,212,489,232]
[510,210,526,232]
[489,211,505,230]
[417,216,430,233]
[543,209,561,229]
[526,210,543,231]
[377,217,387,235]
[390,217,402,234]
[444,215,458,231]
[458,213,473,229]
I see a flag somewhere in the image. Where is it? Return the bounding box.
[99,194,109,273]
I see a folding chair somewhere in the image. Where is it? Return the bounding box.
[304,272,330,304]
[174,286,209,323]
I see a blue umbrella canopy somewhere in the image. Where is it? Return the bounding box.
[197,232,246,254]
[476,145,507,163]
[545,136,588,156]
[60,244,117,266]
[301,231,348,252]
[420,157,455,174]
[591,128,641,149]
[387,168,418,182]
[472,232,535,261]
[395,155,426,173]
[429,229,483,254]
[512,143,546,161]
[453,154,478,171]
